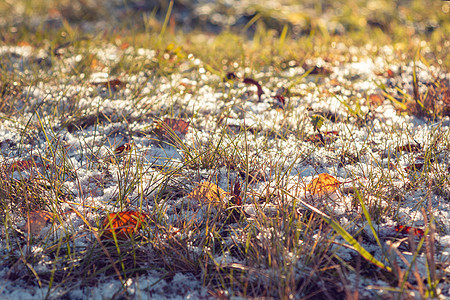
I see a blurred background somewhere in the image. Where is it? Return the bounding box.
[0,0,448,41]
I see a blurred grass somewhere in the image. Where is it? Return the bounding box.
[0,0,448,68]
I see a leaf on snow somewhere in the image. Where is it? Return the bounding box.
[306,173,341,196]
[243,77,264,100]
[188,182,227,206]
[91,79,125,90]
[114,143,132,155]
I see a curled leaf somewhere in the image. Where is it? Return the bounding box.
[368,94,384,106]
[386,69,395,78]
[231,180,242,206]
[114,143,132,155]
[243,77,264,100]
[273,95,285,108]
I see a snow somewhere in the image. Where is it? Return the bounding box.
[0,42,449,299]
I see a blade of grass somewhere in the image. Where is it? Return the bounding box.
[282,188,392,272]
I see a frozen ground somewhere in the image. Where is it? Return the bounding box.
[0,42,449,299]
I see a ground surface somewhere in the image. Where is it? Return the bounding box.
[0,1,449,299]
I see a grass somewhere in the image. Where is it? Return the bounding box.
[0,0,449,299]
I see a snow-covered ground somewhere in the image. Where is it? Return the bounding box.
[0,42,449,299]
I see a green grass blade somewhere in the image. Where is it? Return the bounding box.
[282,189,392,272]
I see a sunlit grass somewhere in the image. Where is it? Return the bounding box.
[0,0,448,299]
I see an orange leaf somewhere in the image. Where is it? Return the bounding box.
[386,69,395,78]
[368,94,384,106]
[306,173,340,196]
[187,182,227,206]
[21,210,55,236]
[395,225,424,238]
[102,211,147,240]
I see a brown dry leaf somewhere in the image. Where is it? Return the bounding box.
[306,173,340,196]
[243,77,264,100]
[188,182,227,206]
[231,180,242,206]
[21,210,55,236]
[114,143,132,155]
[91,79,125,90]
[305,131,339,145]
[102,211,148,240]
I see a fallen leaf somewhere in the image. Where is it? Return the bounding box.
[404,163,424,172]
[17,41,31,47]
[368,94,384,106]
[158,118,190,136]
[188,182,227,206]
[114,143,132,155]
[91,79,125,90]
[53,36,88,57]
[396,144,421,153]
[395,225,424,238]
[231,180,242,206]
[102,211,148,240]
[386,69,395,78]
[9,159,43,172]
[305,131,339,145]
[306,173,340,196]
[272,87,287,108]
[21,210,55,236]
[303,63,332,75]
[243,77,264,100]
[273,94,285,107]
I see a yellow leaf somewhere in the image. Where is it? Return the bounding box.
[188,182,227,206]
[306,173,340,196]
